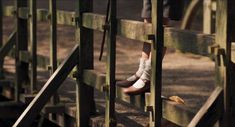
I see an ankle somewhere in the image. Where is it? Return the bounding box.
[140,59,151,81]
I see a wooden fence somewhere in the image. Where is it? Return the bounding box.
[0,0,234,127]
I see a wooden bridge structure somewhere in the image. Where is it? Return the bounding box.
[0,0,235,126]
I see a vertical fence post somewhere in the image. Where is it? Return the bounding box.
[203,0,215,34]
[0,0,3,79]
[49,0,59,103]
[75,0,95,126]
[48,0,60,121]
[29,0,37,93]
[15,0,29,101]
[104,0,117,127]
[49,0,57,73]
[215,0,235,126]
[149,0,164,126]
[0,0,2,49]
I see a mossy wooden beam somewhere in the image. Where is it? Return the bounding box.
[56,10,75,26]
[3,6,215,56]
[116,88,145,109]
[82,12,215,56]
[164,28,214,55]
[2,6,75,26]
[83,70,105,92]
[145,93,195,127]
[8,47,62,70]
[19,51,31,63]
[2,6,15,17]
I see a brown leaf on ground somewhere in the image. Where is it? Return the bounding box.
[169,96,185,104]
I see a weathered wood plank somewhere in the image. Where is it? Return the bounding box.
[57,10,75,26]
[2,6,215,56]
[164,28,214,55]
[83,69,105,92]
[145,93,194,127]
[82,12,214,55]
[117,88,145,109]
[18,7,29,19]
[83,13,152,42]
[7,46,62,70]
[2,6,15,17]
[188,87,223,127]
[19,51,31,63]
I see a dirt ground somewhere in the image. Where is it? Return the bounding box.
[1,0,215,126]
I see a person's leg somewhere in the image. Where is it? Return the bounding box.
[123,18,168,95]
[116,19,151,88]
[141,18,152,59]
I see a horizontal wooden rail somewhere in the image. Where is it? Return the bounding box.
[81,69,195,126]
[0,30,62,69]
[7,47,62,70]
[82,13,215,56]
[83,70,105,92]
[3,6,215,56]
[145,93,195,127]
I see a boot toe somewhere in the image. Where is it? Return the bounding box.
[122,80,150,95]
[116,79,138,88]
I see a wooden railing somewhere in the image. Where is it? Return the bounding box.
[0,0,234,127]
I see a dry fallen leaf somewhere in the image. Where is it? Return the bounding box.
[169,96,185,104]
